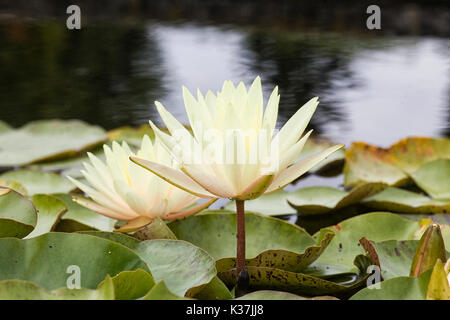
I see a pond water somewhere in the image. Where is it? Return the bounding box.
[1,2,449,193]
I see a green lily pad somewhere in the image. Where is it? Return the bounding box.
[79,231,141,248]
[193,276,233,300]
[427,259,450,300]
[0,232,148,290]
[363,187,450,214]
[287,183,387,215]
[132,239,216,297]
[0,187,37,238]
[344,138,450,188]
[310,212,422,276]
[344,142,409,187]
[236,290,338,300]
[350,270,432,300]
[169,211,331,273]
[0,170,76,196]
[169,211,316,260]
[25,194,67,238]
[0,120,107,167]
[54,193,116,232]
[142,281,190,300]
[361,239,420,279]
[410,159,450,200]
[224,190,296,216]
[104,269,155,300]
[107,125,155,147]
[219,255,371,298]
[296,137,346,176]
[0,277,115,300]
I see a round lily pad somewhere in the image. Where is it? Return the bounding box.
[0,170,76,196]
[0,120,107,167]
[25,194,67,238]
[0,187,37,238]
[410,159,450,200]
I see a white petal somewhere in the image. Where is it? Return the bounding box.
[130,156,216,198]
[266,144,344,193]
[273,97,318,153]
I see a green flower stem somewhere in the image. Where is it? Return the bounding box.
[236,199,246,279]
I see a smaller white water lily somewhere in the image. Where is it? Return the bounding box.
[68,135,215,231]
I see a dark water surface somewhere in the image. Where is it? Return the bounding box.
[1,1,449,149]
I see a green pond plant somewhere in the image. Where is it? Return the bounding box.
[130,76,343,292]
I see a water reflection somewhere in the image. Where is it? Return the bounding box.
[0,14,449,146]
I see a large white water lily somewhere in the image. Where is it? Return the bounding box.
[130,77,343,201]
[68,135,215,231]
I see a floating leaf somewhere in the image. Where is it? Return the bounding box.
[104,269,155,300]
[132,217,177,240]
[0,170,76,196]
[362,240,419,280]
[25,194,67,238]
[363,187,450,214]
[132,239,216,297]
[350,270,432,300]
[310,212,422,276]
[169,211,330,273]
[426,259,450,300]
[219,255,371,298]
[54,193,116,232]
[344,138,450,188]
[410,159,450,200]
[410,224,446,277]
[0,232,149,290]
[344,142,408,187]
[0,277,115,300]
[225,190,296,216]
[0,187,36,238]
[0,120,12,133]
[79,231,140,248]
[169,211,315,260]
[236,290,338,300]
[0,120,107,167]
[193,276,233,300]
[287,183,386,215]
[142,281,190,300]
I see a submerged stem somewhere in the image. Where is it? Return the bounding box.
[236,199,246,278]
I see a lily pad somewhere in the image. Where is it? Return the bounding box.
[361,239,420,279]
[219,255,372,298]
[169,211,331,273]
[350,270,432,300]
[363,187,450,214]
[0,232,149,290]
[0,277,115,300]
[344,142,408,187]
[0,170,76,196]
[142,281,190,300]
[344,138,450,188]
[54,193,116,232]
[105,269,155,300]
[410,159,450,200]
[224,190,296,216]
[310,212,422,276]
[132,239,216,297]
[193,276,233,300]
[287,183,387,215]
[236,290,339,300]
[0,120,107,167]
[0,120,12,133]
[0,187,37,238]
[25,194,67,238]
[427,259,450,300]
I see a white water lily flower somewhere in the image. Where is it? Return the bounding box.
[68,135,215,230]
[131,77,343,200]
